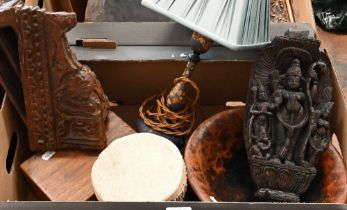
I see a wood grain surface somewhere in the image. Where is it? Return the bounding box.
[20,112,135,201]
[20,151,98,201]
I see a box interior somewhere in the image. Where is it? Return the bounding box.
[85,60,252,129]
[1,55,346,201]
[0,0,347,205]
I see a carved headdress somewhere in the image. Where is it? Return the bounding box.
[286,59,302,77]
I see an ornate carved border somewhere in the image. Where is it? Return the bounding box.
[0,5,109,151]
[271,0,294,23]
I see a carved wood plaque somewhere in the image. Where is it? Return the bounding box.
[244,36,334,202]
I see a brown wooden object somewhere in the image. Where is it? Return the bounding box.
[20,151,98,201]
[78,38,117,49]
[0,4,125,151]
[20,112,136,201]
[244,35,334,202]
[185,108,347,203]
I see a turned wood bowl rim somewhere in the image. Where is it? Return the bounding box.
[184,108,347,203]
[184,108,244,202]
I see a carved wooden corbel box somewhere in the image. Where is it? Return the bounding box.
[0,2,132,152]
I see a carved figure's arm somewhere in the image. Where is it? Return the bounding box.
[250,104,261,115]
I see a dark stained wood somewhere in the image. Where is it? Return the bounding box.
[244,36,334,202]
[185,108,347,203]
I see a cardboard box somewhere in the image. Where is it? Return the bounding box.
[1,0,347,208]
[0,93,30,201]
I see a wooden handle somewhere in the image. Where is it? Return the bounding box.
[78,39,117,49]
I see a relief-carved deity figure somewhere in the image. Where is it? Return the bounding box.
[244,37,334,202]
[271,59,311,165]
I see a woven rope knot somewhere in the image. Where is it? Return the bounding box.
[139,76,200,136]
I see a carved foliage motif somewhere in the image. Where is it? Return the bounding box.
[244,36,334,202]
[250,158,316,196]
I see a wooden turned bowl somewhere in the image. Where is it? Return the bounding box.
[184,108,347,203]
